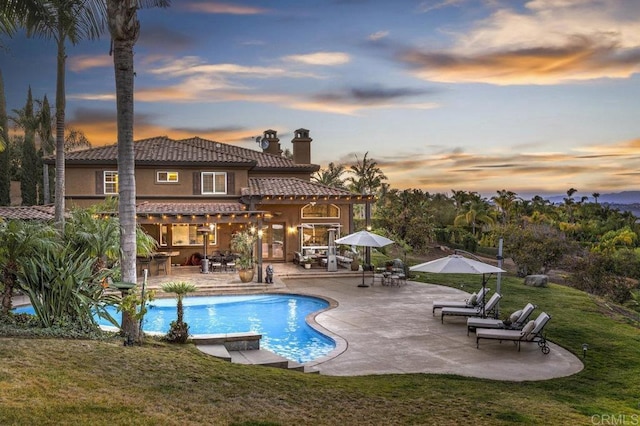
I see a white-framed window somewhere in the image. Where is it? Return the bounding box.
[201,172,227,194]
[171,224,217,246]
[299,223,341,252]
[104,171,118,195]
[157,171,179,183]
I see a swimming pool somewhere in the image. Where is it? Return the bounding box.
[16,294,335,363]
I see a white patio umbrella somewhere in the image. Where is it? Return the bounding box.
[410,254,505,316]
[335,230,394,287]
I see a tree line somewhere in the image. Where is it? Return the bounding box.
[314,161,640,312]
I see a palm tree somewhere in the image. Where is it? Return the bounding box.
[106,0,169,342]
[454,198,494,236]
[2,0,107,229]
[563,187,578,223]
[592,192,601,205]
[0,220,58,315]
[312,162,347,189]
[492,189,518,224]
[65,208,121,274]
[347,152,386,195]
[161,281,197,343]
[450,190,473,213]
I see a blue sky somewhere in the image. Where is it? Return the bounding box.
[3,0,640,198]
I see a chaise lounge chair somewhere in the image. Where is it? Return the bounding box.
[432,286,490,316]
[440,293,502,323]
[466,302,536,335]
[475,312,552,354]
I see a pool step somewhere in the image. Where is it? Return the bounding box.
[196,344,316,373]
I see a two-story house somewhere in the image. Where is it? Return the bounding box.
[44,129,371,266]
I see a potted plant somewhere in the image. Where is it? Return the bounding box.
[350,253,360,271]
[302,257,313,269]
[231,230,257,283]
[385,260,394,271]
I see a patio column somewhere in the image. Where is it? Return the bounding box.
[257,219,263,283]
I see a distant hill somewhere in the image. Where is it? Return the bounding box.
[546,191,640,205]
[542,191,640,218]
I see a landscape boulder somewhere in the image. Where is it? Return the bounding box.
[524,274,548,287]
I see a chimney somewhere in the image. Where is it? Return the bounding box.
[292,128,312,164]
[261,129,282,155]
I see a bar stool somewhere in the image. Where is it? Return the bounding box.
[155,256,168,275]
[137,256,152,276]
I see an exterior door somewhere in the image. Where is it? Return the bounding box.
[262,223,285,260]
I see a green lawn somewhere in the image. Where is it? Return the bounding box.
[1,275,639,425]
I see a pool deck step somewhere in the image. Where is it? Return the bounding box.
[195,344,315,373]
[196,344,232,362]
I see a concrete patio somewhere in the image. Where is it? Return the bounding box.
[145,263,584,381]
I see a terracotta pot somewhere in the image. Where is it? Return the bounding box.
[238,269,255,283]
[351,259,360,271]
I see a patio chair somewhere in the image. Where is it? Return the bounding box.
[440,293,501,323]
[475,312,551,354]
[210,256,223,272]
[466,303,536,335]
[224,255,236,272]
[432,286,490,315]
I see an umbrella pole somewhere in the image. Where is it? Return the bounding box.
[358,266,368,287]
[482,274,487,317]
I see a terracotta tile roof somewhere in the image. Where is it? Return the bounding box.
[0,205,56,220]
[243,177,353,197]
[179,137,317,170]
[136,202,249,215]
[55,136,318,171]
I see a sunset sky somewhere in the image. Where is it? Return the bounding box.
[2,0,640,199]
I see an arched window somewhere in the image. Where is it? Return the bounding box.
[301,203,340,219]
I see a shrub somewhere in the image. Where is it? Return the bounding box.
[565,251,639,304]
[17,245,113,330]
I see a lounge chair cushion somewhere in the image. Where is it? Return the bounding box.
[520,320,535,339]
[509,310,523,323]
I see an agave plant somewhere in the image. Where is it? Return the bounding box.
[17,244,114,330]
[0,220,58,315]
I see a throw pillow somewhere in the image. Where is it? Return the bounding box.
[520,320,536,339]
[469,293,478,306]
[509,310,523,324]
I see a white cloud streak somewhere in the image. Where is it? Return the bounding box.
[283,52,350,66]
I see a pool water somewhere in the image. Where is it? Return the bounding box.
[16,294,335,363]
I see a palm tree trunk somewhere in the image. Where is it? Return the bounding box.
[177,297,184,324]
[114,37,136,285]
[109,0,139,342]
[54,28,66,230]
[1,263,17,315]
